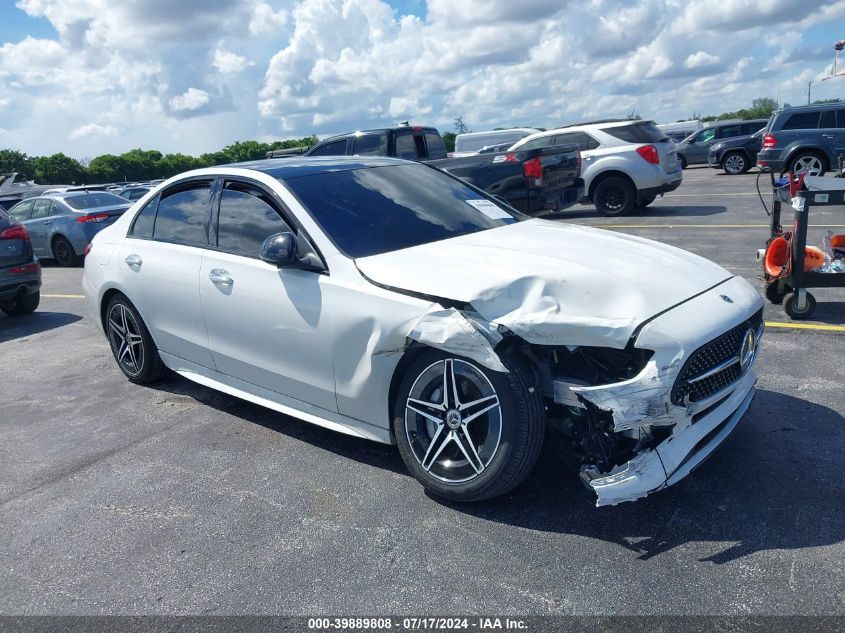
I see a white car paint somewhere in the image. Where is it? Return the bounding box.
[83,161,763,506]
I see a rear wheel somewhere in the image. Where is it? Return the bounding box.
[788,152,826,177]
[0,290,40,316]
[593,176,636,216]
[52,236,81,267]
[393,350,544,502]
[105,295,167,383]
[722,152,749,175]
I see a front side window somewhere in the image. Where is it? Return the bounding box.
[216,181,291,257]
[283,163,520,259]
[693,128,716,143]
[782,111,820,130]
[152,182,212,245]
[308,140,348,156]
[129,194,159,238]
[9,200,32,222]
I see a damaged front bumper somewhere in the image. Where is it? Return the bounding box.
[579,369,756,507]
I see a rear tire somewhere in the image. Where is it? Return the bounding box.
[593,176,636,216]
[788,152,826,177]
[722,152,749,175]
[105,295,167,384]
[52,236,81,267]
[393,349,544,502]
[0,290,40,316]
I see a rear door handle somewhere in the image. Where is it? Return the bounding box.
[821,133,835,139]
[209,269,233,286]
[43,220,53,225]
[125,254,142,269]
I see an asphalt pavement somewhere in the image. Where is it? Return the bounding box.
[1,166,843,615]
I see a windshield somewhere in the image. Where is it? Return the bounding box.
[283,164,521,258]
[64,192,130,209]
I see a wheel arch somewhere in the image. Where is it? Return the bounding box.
[783,146,831,171]
[587,169,637,200]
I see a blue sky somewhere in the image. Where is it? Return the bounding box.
[1,0,843,158]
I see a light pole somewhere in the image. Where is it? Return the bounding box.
[807,80,813,105]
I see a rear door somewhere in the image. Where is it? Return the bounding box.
[199,178,337,410]
[119,180,215,368]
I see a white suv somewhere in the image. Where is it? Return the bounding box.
[509,120,683,216]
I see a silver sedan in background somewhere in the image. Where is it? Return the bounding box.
[7,192,132,266]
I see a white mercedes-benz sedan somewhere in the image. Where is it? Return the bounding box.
[83,157,764,506]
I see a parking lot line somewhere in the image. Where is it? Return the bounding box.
[765,321,845,332]
[41,293,84,299]
[664,192,761,197]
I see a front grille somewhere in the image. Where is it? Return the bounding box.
[671,309,763,405]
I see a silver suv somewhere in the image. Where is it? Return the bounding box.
[510,120,682,216]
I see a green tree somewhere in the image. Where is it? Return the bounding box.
[29,153,84,185]
[0,149,32,179]
[441,132,456,152]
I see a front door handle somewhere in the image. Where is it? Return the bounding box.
[125,254,142,269]
[209,269,233,286]
[43,220,53,225]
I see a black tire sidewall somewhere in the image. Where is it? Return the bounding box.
[392,349,528,501]
[105,296,162,383]
[53,237,79,267]
[594,177,635,216]
[784,292,815,319]
[0,291,39,316]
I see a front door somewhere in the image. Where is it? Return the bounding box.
[24,199,60,256]
[199,179,337,412]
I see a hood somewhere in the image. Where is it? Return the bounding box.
[356,219,733,349]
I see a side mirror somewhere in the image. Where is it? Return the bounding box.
[259,232,298,267]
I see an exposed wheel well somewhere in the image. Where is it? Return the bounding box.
[587,170,637,200]
[99,288,128,333]
[722,149,749,160]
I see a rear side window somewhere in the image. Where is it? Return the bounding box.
[395,134,419,159]
[601,122,668,143]
[308,140,348,156]
[153,182,212,245]
[782,111,821,130]
[424,133,447,159]
[517,135,556,150]
[553,132,600,150]
[216,181,291,257]
[819,110,836,129]
[352,134,387,156]
[129,194,159,238]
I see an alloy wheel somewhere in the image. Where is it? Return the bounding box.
[107,303,145,377]
[54,240,73,266]
[792,155,823,176]
[404,358,502,484]
[598,185,625,211]
[724,154,746,174]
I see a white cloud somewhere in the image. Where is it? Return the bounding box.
[685,51,720,69]
[213,48,252,74]
[249,0,288,34]
[68,123,118,140]
[169,88,210,112]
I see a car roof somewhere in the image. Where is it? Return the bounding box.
[223,156,414,179]
[316,126,440,144]
[779,102,842,113]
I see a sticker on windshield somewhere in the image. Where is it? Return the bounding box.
[466,199,512,220]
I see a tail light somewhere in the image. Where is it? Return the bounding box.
[76,213,110,223]
[522,157,543,187]
[763,134,777,149]
[635,144,660,164]
[10,263,39,274]
[0,225,29,240]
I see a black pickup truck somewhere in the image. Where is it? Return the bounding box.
[300,126,584,215]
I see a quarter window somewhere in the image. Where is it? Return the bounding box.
[819,110,836,129]
[152,181,212,245]
[216,181,291,257]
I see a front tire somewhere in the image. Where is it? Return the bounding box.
[0,290,40,316]
[105,295,167,383]
[52,236,81,267]
[393,350,544,502]
[722,152,749,175]
[593,176,636,216]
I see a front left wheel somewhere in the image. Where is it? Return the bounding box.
[393,350,544,502]
[105,295,167,383]
[722,152,749,175]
